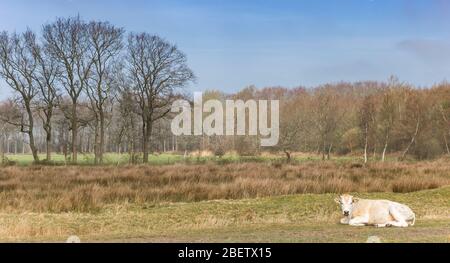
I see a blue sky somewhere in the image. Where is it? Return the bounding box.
[1,0,450,98]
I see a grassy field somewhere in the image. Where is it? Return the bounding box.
[0,154,449,242]
[0,187,448,242]
[0,160,449,212]
[4,152,361,166]
[5,153,184,166]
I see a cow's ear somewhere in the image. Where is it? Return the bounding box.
[352,198,360,204]
[334,197,340,204]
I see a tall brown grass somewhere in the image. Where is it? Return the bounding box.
[0,160,449,213]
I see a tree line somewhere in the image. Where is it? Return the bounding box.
[0,16,194,164]
[171,81,449,162]
[277,77,450,162]
[1,17,449,164]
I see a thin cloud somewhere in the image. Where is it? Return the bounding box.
[397,39,450,66]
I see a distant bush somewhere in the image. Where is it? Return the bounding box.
[414,138,443,160]
[213,146,225,158]
[234,137,259,156]
[1,157,16,166]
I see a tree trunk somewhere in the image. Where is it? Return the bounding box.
[175,136,178,152]
[284,150,291,163]
[1,134,4,164]
[364,125,368,164]
[71,102,78,163]
[401,118,420,160]
[444,134,450,155]
[63,127,68,163]
[382,142,388,162]
[143,118,153,163]
[372,144,377,159]
[46,128,51,161]
[321,139,326,161]
[44,108,53,162]
[327,143,333,160]
[440,106,450,155]
[142,117,148,163]
[28,129,39,163]
[128,138,133,164]
[382,133,389,162]
[172,136,174,152]
[99,110,105,164]
[25,104,39,163]
[94,121,99,164]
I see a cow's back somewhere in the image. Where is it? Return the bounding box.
[352,200,390,224]
[367,200,393,224]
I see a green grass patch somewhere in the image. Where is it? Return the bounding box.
[4,152,400,166]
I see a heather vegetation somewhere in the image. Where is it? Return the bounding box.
[0,159,448,213]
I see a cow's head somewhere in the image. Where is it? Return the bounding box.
[335,194,359,217]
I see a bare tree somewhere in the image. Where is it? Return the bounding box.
[43,17,94,163]
[24,30,60,161]
[434,84,450,155]
[378,76,403,162]
[400,90,423,160]
[311,87,343,160]
[439,103,450,155]
[378,90,396,162]
[126,33,194,163]
[116,88,140,163]
[0,31,40,162]
[359,95,377,163]
[277,89,308,161]
[85,21,124,164]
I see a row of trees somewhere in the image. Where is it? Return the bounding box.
[167,80,449,162]
[1,76,449,162]
[277,77,450,162]
[1,18,449,163]
[0,16,194,163]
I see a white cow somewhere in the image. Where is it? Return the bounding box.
[335,194,416,228]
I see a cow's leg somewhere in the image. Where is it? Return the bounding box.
[349,216,368,227]
[340,217,350,225]
[388,206,409,228]
[385,220,408,228]
[375,223,387,228]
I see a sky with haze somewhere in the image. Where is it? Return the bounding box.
[0,0,450,98]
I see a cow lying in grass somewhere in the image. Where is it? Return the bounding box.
[335,194,416,228]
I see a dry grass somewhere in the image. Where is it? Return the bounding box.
[188,150,215,158]
[0,187,449,242]
[0,160,449,213]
